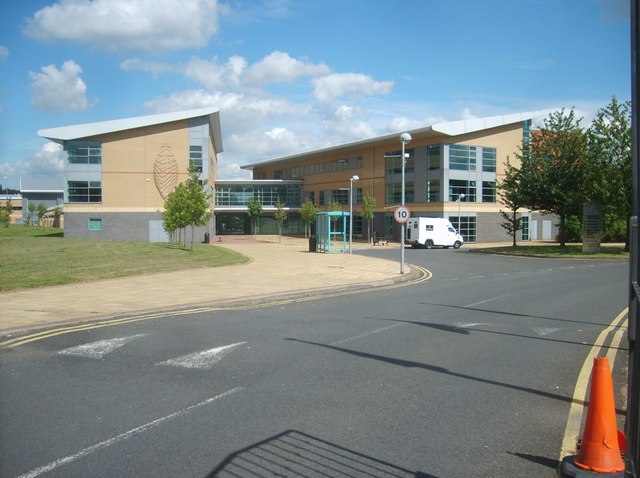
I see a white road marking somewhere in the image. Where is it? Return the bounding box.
[531,327,561,336]
[16,387,244,478]
[158,342,246,369]
[455,322,488,329]
[58,334,147,359]
[330,324,403,346]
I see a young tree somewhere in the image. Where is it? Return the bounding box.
[162,168,212,250]
[27,202,36,226]
[274,198,287,243]
[53,207,63,228]
[527,108,587,246]
[300,198,318,238]
[497,157,526,246]
[361,191,376,244]
[585,96,632,249]
[246,197,262,237]
[0,199,12,227]
[36,202,47,226]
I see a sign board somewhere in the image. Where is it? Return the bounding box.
[394,206,410,224]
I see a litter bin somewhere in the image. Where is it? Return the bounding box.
[309,235,316,252]
[204,232,210,243]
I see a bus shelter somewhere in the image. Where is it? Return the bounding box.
[315,211,348,253]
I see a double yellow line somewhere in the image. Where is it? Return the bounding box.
[1,264,431,350]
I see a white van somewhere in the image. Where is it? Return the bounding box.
[405,217,464,249]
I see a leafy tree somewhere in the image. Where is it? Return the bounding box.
[274,197,287,243]
[53,207,63,228]
[300,198,318,238]
[246,197,262,237]
[0,199,12,227]
[28,202,36,226]
[498,157,525,246]
[329,199,342,231]
[361,191,376,244]
[585,96,632,249]
[162,168,212,250]
[36,203,47,226]
[525,108,587,246]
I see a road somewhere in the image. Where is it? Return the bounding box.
[0,248,629,477]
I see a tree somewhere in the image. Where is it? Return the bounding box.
[498,157,527,246]
[162,168,212,250]
[328,199,342,231]
[53,207,63,228]
[361,191,376,244]
[0,199,12,227]
[585,96,632,249]
[526,108,588,246]
[28,202,36,226]
[274,198,287,243]
[36,203,47,226]
[246,197,262,237]
[300,198,318,238]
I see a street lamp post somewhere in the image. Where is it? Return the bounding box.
[457,193,466,234]
[399,132,412,274]
[349,175,359,254]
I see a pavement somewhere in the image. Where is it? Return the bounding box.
[0,236,422,336]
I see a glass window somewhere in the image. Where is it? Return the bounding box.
[449,180,475,202]
[385,182,414,204]
[521,216,530,241]
[68,181,102,203]
[426,179,440,202]
[449,145,477,171]
[482,181,496,203]
[450,216,477,242]
[88,218,102,231]
[482,148,496,172]
[189,145,203,173]
[68,141,101,164]
[427,144,442,170]
[385,149,414,174]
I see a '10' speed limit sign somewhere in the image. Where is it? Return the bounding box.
[394,206,410,224]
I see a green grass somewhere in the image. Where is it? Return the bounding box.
[0,225,249,291]
[472,243,629,259]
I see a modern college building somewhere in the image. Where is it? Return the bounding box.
[243,112,557,244]
[39,108,557,244]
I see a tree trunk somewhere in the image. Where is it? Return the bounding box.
[512,210,517,247]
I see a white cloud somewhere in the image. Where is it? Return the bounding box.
[183,56,248,90]
[23,0,221,54]
[312,73,394,103]
[29,60,94,112]
[244,51,331,85]
[0,142,65,182]
[0,45,8,62]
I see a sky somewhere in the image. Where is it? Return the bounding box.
[0,0,632,190]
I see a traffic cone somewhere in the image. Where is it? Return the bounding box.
[572,357,625,473]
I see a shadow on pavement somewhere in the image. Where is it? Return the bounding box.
[206,429,434,477]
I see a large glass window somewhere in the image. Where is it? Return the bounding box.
[68,181,102,203]
[214,184,302,207]
[426,179,440,202]
[482,181,496,203]
[482,148,496,172]
[450,216,477,242]
[386,182,414,204]
[68,141,101,164]
[427,145,442,170]
[385,149,415,174]
[449,180,475,202]
[189,145,203,172]
[521,216,530,241]
[449,145,477,171]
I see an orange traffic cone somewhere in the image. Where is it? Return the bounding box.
[572,357,625,473]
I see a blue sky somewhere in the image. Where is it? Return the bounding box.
[0,0,631,190]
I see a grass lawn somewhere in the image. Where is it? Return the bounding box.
[472,243,629,259]
[0,225,249,291]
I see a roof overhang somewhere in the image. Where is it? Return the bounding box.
[242,110,546,170]
[38,107,223,153]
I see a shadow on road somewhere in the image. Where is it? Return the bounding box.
[207,429,434,477]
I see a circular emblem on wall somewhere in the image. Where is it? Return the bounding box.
[154,144,179,199]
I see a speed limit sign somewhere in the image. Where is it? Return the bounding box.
[394,206,410,224]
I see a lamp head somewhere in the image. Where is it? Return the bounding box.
[459,193,466,200]
[399,132,412,144]
[351,175,360,181]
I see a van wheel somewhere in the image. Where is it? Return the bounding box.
[424,240,434,249]
[453,241,461,249]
